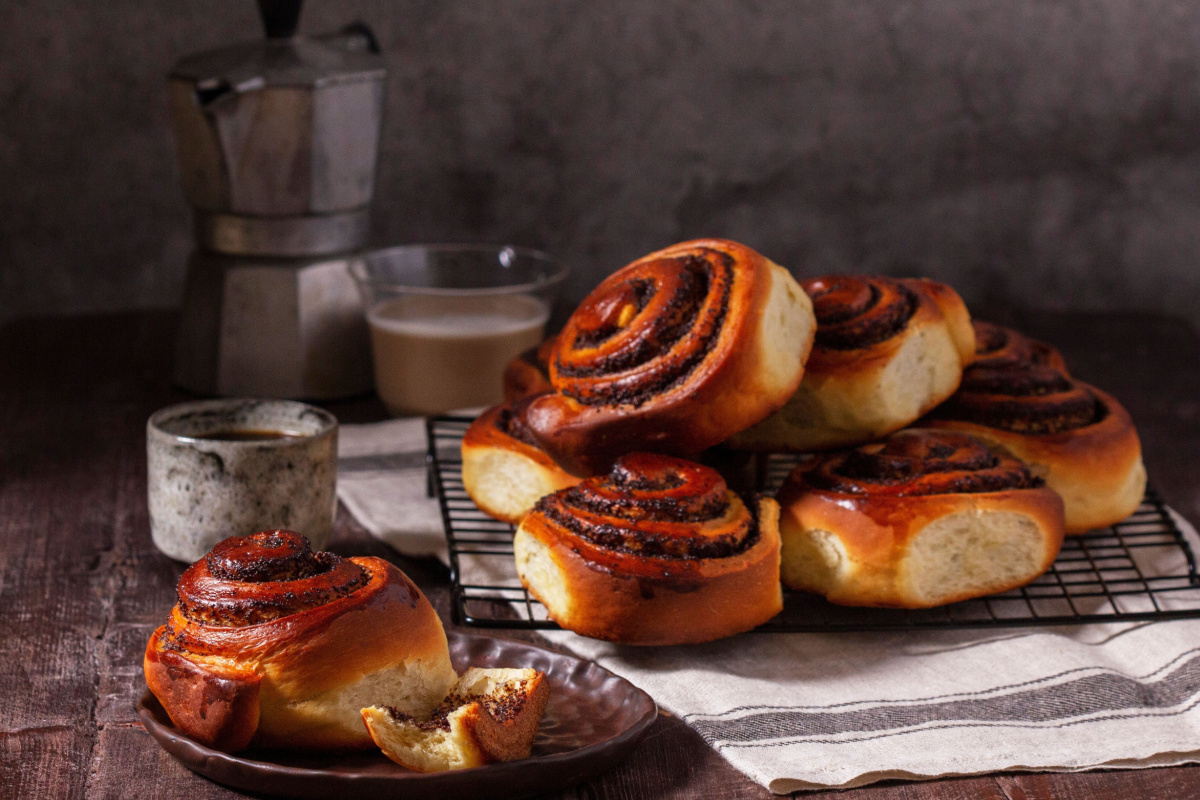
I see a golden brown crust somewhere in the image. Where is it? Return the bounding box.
[502,337,556,402]
[144,531,455,752]
[730,276,974,451]
[523,239,815,475]
[143,646,261,752]
[514,453,783,644]
[775,430,1066,608]
[461,401,583,522]
[924,378,1145,534]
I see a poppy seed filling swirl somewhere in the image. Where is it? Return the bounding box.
[803,276,918,351]
[934,364,1106,434]
[804,430,1042,496]
[494,400,543,448]
[174,530,369,627]
[552,250,733,407]
[972,320,1063,369]
[534,453,758,561]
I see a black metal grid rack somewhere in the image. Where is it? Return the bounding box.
[427,414,1200,632]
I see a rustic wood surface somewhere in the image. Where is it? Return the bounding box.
[1,309,1199,799]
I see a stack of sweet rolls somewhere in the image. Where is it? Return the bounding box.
[462,239,1146,643]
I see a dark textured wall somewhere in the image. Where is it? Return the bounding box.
[4,1,1200,328]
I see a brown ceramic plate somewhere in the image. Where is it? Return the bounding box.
[138,631,656,799]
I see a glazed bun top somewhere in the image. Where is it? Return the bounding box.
[971,320,1067,372]
[175,530,372,627]
[802,275,920,351]
[796,429,1044,497]
[549,241,752,408]
[931,364,1108,435]
[530,452,760,577]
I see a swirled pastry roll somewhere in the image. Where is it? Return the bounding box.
[462,399,582,523]
[502,337,555,402]
[523,239,815,475]
[730,275,975,451]
[972,320,1067,372]
[923,363,1146,534]
[777,429,1065,608]
[144,531,457,752]
[514,453,783,644]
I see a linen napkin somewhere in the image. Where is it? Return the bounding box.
[337,417,446,559]
[337,417,1200,793]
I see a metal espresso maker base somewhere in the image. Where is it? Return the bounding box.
[174,250,372,400]
[168,0,385,399]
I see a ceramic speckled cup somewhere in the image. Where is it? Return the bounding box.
[147,399,338,562]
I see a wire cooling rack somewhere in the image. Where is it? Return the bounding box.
[426,415,1200,632]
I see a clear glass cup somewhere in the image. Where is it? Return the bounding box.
[349,244,568,416]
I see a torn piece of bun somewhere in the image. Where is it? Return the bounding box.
[362,668,550,772]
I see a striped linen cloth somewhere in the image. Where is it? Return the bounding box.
[337,418,1200,793]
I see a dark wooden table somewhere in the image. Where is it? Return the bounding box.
[3,309,1200,800]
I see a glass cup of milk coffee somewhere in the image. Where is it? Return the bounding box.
[350,244,568,416]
